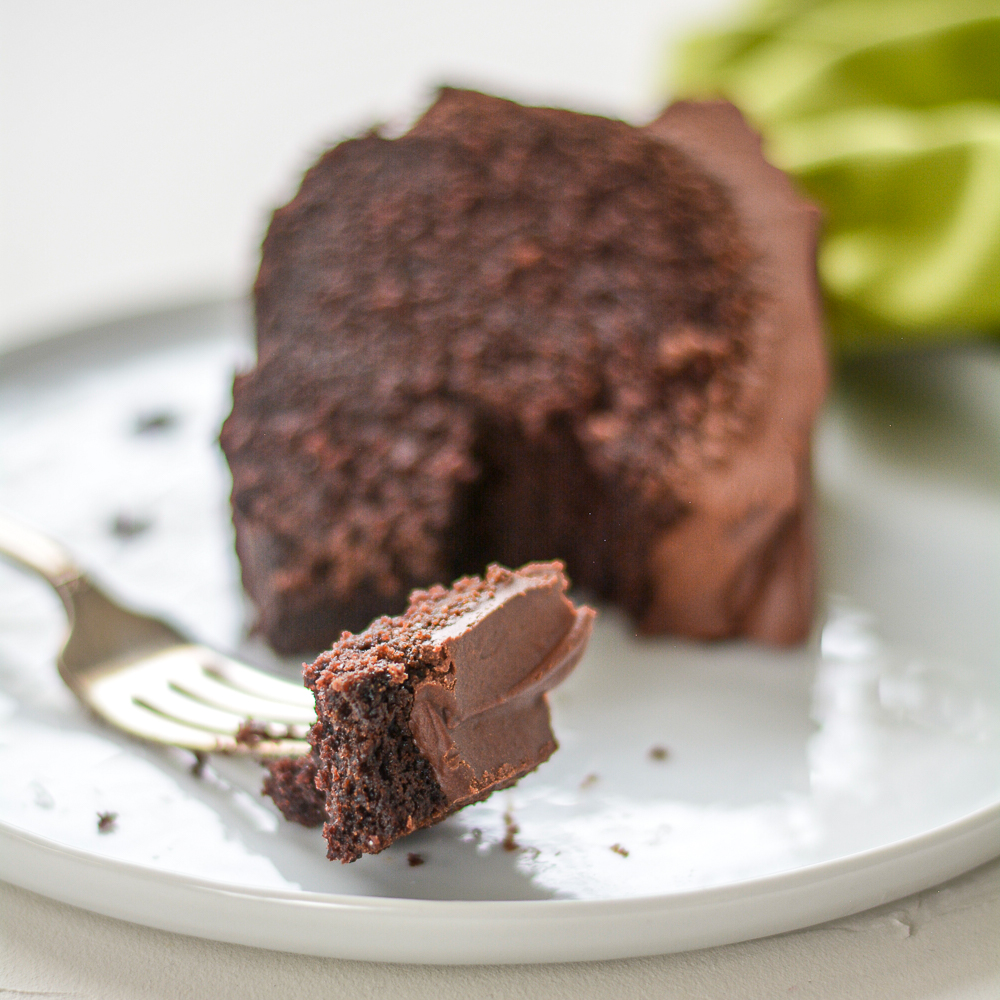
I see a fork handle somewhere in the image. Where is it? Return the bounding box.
[0,510,83,590]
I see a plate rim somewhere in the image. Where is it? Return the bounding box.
[2,800,998,963]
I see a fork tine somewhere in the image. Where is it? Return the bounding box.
[168,662,317,725]
[87,669,311,755]
[132,680,247,733]
[199,650,315,709]
[234,737,312,758]
[115,646,316,724]
[87,671,237,750]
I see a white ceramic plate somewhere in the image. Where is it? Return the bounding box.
[1,301,998,964]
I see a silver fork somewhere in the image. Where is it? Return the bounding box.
[0,510,313,756]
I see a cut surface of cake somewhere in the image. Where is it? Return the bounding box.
[221,88,827,654]
[264,561,595,863]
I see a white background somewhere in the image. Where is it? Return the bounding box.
[0,0,731,348]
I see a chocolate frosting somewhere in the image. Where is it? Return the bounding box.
[642,102,828,644]
[407,566,595,806]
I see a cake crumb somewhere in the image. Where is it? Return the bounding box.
[579,772,599,788]
[648,745,670,761]
[611,843,629,857]
[134,410,178,434]
[502,811,520,852]
[407,852,425,867]
[110,513,152,539]
[97,811,118,833]
[235,720,269,747]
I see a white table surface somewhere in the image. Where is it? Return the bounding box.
[2,2,999,995]
[3,861,999,999]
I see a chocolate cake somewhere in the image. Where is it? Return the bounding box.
[264,561,594,863]
[221,89,827,654]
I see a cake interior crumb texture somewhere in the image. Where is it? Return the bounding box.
[221,88,827,654]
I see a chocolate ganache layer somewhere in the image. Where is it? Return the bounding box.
[264,562,594,862]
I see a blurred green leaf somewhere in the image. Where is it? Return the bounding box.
[671,0,1000,350]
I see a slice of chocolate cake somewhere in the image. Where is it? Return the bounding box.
[221,88,827,654]
[264,562,595,863]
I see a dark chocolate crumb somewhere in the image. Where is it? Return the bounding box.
[134,410,178,434]
[262,756,325,827]
[407,852,425,867]
[580,772,599,788]
[648,745,670,761]
[110,513,152,539]
[235,720,269,747]
[502,811,520,852]
[190,751,208,778]
[611,843,629,857]
[97,811,118,833]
